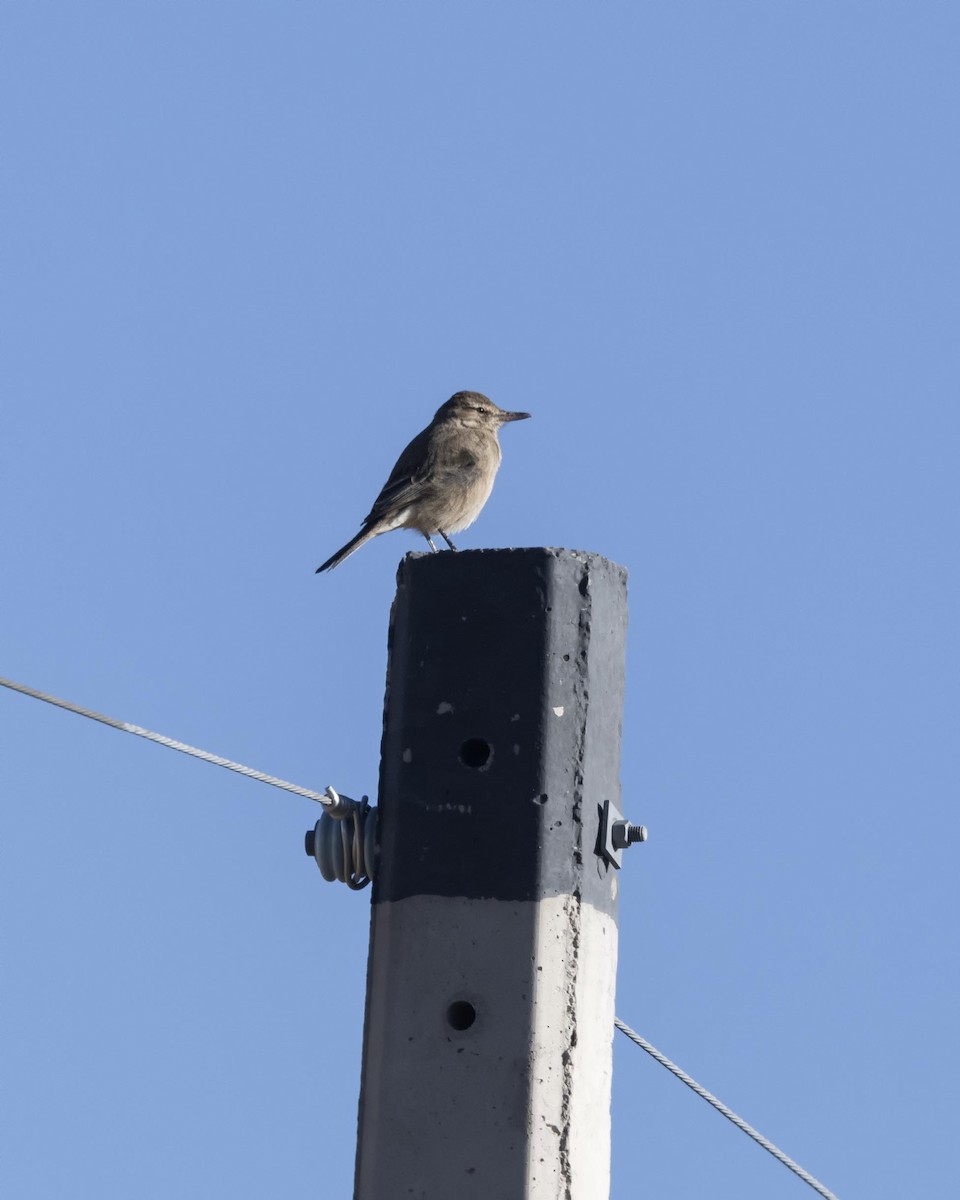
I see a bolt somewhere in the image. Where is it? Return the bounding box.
[304,829,316,857]
[611,820,648,850]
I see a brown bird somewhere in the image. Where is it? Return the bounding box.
[316,391,530,572]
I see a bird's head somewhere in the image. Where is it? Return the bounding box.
[435,391,531,430]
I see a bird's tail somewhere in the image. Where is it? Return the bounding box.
[315,526,379,573]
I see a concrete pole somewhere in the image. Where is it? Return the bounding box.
[354,548,628,1200]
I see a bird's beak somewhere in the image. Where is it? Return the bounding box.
[501,411,531,423]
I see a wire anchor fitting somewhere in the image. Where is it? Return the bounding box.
[305,786,378,890]
[599,798,648,869]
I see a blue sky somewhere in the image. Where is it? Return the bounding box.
[2,4,958,1197]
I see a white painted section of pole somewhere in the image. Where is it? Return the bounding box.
[356,895,619,1198]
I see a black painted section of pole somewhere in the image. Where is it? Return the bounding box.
[376,547,625,909]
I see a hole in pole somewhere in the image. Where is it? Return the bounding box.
[459,738,492,769]
[446,1000,477,1031]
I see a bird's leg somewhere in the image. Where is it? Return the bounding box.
[438,529,459,552]
[422,533,440,553]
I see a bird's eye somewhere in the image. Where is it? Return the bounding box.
[474,405,487,414]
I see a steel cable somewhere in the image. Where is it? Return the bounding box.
[614,1017,839,1200]
[0,674,331,805]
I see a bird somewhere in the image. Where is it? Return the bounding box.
[316,391,530,572]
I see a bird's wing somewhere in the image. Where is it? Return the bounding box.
[361,424,438,524]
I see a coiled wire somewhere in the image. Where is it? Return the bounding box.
[307,799,377,890]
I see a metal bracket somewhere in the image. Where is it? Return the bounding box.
[600,798,648,869]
